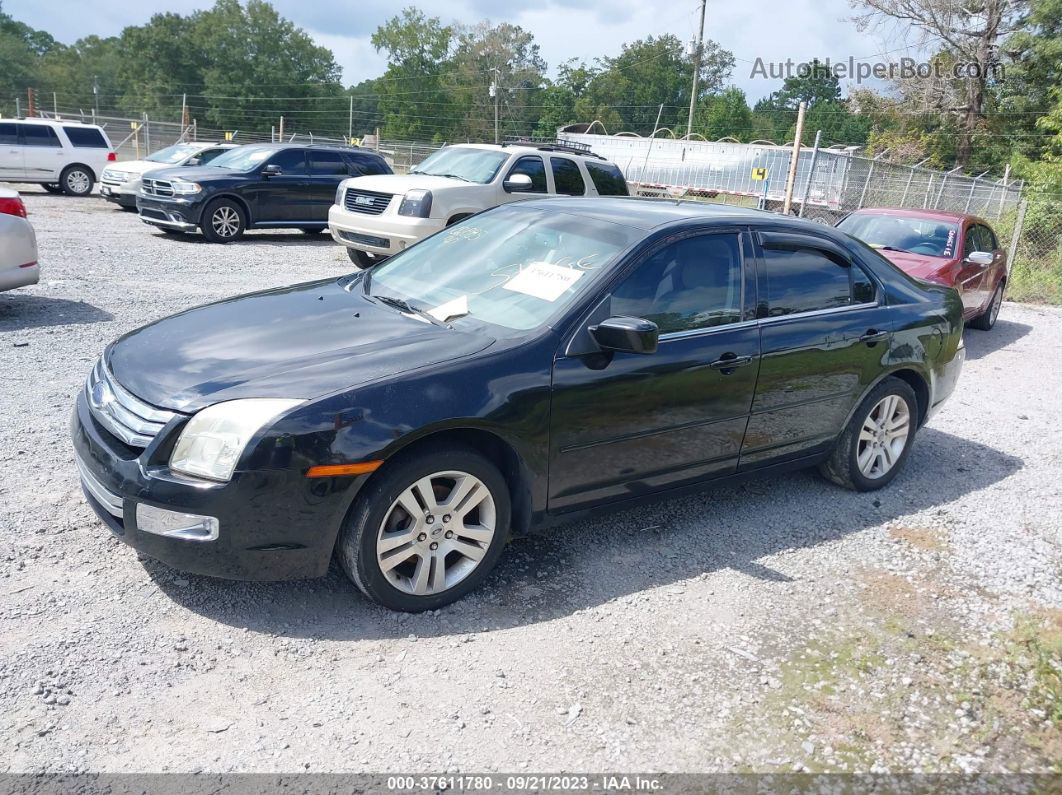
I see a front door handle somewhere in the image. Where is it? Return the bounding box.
[859,329,890,345]
[708,353,753,372]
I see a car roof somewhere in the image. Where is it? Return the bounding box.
[515,196,800,231]
[236,142,379,154]
[13,117,104,129]
[849,207,982,224]
[449,142,608,161]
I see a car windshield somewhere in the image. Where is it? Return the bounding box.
[838,213,960,258]
[204,145,274,171]
[145,144,204,164]
[410,147,509,184]
[361,206,640,331]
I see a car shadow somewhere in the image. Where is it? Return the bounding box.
[144,427,1022,640]
[152,230,336,247]
[0,294,113,330]
[962,315,1031,361]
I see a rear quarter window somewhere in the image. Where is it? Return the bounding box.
[585,161,629,196]
[348,153,390,176]
[63,127,109,148]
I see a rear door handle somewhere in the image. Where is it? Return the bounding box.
[859,329,890,344]
[708,353,753,371]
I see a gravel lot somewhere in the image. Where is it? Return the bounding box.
[1,187,1059,775]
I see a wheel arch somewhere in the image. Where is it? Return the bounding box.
[446,212,475,226]
[204,192,253,225]
[839,366,931,434]
[63,162,98,181]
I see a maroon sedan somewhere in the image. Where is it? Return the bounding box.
[837,208,1006,330]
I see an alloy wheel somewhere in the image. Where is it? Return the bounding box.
[66,170,91,194]
[376,470,496,596]
[856,394,911,479]
[211,206,241,238]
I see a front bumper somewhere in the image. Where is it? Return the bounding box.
[328,205,443,257]
[71,390,357,580]
[100,182,138,207]
[136,195,202,232]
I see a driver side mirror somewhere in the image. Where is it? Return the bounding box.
[184,157,201,167]
[263,164,283,177]
[966,251,993,266]
[590,316,659,355]
[503,173,533,192]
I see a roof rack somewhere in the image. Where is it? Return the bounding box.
[501,136,604,159]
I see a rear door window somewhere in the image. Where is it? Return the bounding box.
[585,161,629,196]
[505,156,547,193]
[308,151,347,175]
[63,127,108,148]
[550,157,586,196]
[19,124,62,147]
[762,243,857,316]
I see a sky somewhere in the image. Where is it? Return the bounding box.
[5,0,912,102]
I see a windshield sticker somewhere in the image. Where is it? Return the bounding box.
[443,226,482,244]
[428,294,468,322]
[248,151,270,163]
[943,229,956,257]
[503,262,584,302]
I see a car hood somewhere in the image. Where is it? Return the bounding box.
[141,165,242,182]
[343,173,476,194]
[876,250,957,283]
[106,278,495,413]
[107,160,180,177]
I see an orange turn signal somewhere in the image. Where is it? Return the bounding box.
[306,461,383,478]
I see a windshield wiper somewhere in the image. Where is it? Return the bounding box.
[413,171,472,183]
[879,245,912,253]
[371,294,447,327]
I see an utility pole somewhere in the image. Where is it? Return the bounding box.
[27,87,35,117]
[686,0,707,138]
[491,67,500,144]
[52,92,58,117]
[782,101,806,215]
[92,75,99,118]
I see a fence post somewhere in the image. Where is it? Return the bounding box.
[797,129,821,217]
[857,160,875,209]
[997,164,1011,219]
[1006,200,1027,275]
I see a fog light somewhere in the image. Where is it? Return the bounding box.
[136,504,219,542]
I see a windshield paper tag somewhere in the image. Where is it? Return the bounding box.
[428,295,468,322]
[503,262,583,302]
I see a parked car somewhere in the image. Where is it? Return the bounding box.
[100,142,237,209]
[0,187,39,292]
[0,118,115,196]
[328,141,629,268]
[73,199,965,611]
[136,143,391,243]
[836,208,1007,330]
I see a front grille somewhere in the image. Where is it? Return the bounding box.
[343,189,393,215]
[75,453,123,519]
[141,178,174,197]
[85,359,177,448]
[339,230,390,248]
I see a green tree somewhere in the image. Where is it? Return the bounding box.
[0,6,60,116]
[697,86,752,140]
[533,60,598,137]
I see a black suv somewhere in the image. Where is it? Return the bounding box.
[136,143,391,243]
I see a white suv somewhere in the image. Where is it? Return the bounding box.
[328,142,629,267]
[100,141,236,208]
[0,118,115,196]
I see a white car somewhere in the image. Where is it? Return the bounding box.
[100,141,237,209]
[328,142,629,268]
[0,187,39,293]
[0,118,115,196]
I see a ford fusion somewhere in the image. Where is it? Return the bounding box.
[72,198,965,611]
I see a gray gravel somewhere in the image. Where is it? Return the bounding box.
[1,187,1059,774]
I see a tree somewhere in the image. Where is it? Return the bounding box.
[533,60,598,137]
[849,0,1028,166]
[697,87,752,141]
[0,6,60,115]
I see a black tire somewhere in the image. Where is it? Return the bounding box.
[200,198,246,243]
[301,226,327,234]
[819,377,919,492]
[60,165,94,197]
[336,445,511,612]
[42,183,63,195]
[347,247,386,269]
[968,282,1003,331]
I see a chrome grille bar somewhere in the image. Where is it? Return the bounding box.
[85,359,177,448]
[75,454,123,518]
[343,189,393,215]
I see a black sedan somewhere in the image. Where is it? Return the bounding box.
[136,143,390,243]
[72,198,966,611]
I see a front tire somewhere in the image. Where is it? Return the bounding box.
[42,183,63,195]
[969,282,1003,331]
[60,166,94,197]
[336,445,511,612]
[347,248,387,269]
[819,377,918,492]
[301,226,326,234]
[200,199,246,243]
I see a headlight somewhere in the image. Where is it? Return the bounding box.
[335,182,347,206]
[170,398,303,482]
[170,179,202,195]
[103,169,130,181]
[398,189,432,218]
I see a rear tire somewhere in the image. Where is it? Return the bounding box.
[200,198,246,243]
[42,183,63,195]
[347,248,386,269]
[336,445,511,612]
[301,226,326,234]
[969,282,1003,331]
[60,166,94,197]
[819,377,918,492]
